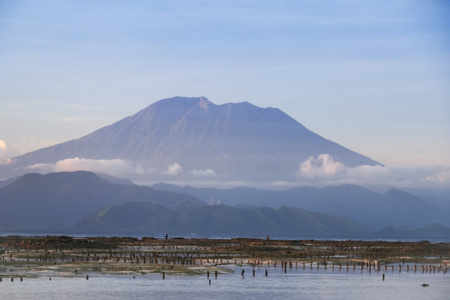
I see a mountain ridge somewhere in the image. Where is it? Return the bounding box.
[1,96,380,184]
[151,182,447,230]
[73,202,369,237]
[0,171,204,231]
[0,171,448,239]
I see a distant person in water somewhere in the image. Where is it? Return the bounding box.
[165,233,168,240]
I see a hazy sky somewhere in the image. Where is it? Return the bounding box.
[1,0,449,172]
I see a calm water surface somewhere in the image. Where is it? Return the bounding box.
[1,265,448,300]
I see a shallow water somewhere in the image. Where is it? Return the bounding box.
[1,265,448,300]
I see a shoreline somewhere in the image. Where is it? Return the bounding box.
[1,236,449,278]
[1,233,449,244]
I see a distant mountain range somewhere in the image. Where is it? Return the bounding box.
[152,183,450,231]
[75,203,368,237]
[0,171,203,232]
[0,96,380,184]
[0,171,448,239]
[0,97,447,239]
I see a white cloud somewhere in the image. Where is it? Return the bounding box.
[296,154,450,189]
[298,154,344,178]
[0,140,20,164]
[190,168,216,177]
[26,157,145,178]
[424,166,450,184]
[163,163,183,176]
[15,154,450,190]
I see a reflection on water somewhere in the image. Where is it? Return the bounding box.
[1,264,448,300]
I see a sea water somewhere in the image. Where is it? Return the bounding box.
[1,264,448,300]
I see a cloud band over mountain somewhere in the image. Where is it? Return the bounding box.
[0,97,448,189]
[297,154,450,189]
[17,153,450,190]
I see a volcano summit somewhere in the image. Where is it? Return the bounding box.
[1,97,380,185]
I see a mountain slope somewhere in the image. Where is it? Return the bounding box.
[0,171,205,231]
[0,171,447,239]
[1,96,380,183]
[73,202,368,237]
[152,183,442,230]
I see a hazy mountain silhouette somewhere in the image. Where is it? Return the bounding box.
[74,203,369,237]
[152,183,446,230]
[0,171,204,231]
[0,171,369,237]
[0,171,448,238]
[1,96,380,183]
[0,176,17,189]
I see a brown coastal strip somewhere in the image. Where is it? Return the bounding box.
[0,236,448,278]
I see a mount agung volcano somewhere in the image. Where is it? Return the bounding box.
[0,96,381,186]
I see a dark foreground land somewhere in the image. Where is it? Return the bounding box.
[1,236,449,278]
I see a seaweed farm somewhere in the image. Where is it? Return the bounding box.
[1,236,449,299]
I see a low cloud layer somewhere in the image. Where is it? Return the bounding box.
[24,158,218,181]
[17,154,450,190]
[162,163,183,176]
[298,154,345,177]
[27,157,145,178]
[296,154,450,189]
[190,168,216,177]
[0,140,20,163]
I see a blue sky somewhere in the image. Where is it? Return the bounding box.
[0,0,449,187]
